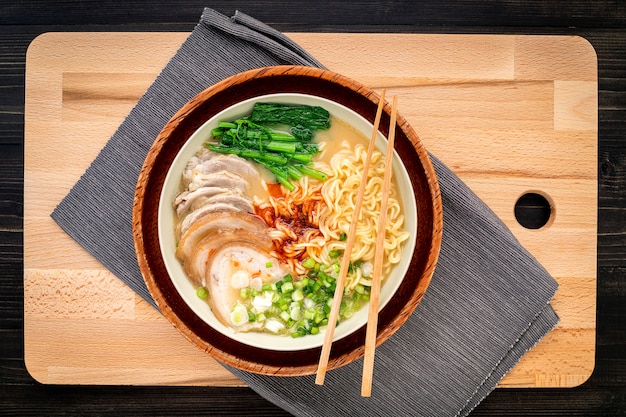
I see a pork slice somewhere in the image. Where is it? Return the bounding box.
[197,154,259,179]
[179,194,255,235]
[186,171,250,193]
[205,243,287,331]
[176,211,268,261]
[179,203,245,236]
[174,186,238,217]
[184,231,274,287]
[182,148,218,185]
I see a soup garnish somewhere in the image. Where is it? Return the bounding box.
[207,102,330,191]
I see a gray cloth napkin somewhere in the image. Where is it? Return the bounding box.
[51,8,559,417]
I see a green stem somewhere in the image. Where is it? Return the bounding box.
[295,164,328,181]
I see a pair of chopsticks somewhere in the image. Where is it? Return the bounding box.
[315,89,398,397]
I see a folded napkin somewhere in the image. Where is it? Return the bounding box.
[51,8,559,417]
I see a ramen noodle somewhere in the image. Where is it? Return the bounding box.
[258,131,410,292]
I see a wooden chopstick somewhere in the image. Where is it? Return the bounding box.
[361,95,398,397]
[315,89,387,385]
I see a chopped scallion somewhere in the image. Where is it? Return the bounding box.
[196,287,209,300]
[301,257,316,269]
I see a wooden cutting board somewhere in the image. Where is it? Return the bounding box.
[24,32,597,388]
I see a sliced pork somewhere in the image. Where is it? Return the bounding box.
[185,171,249,193]
[174,150,258,236]
[175,211,286,331]
[183,150,258,188]
[174,186,238,217]
[178,194,255,235]
[176,211,268,261]
[206,244,286,331]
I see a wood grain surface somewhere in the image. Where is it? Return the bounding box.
[24,32,597,388]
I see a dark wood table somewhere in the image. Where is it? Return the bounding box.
[2,1,625,415]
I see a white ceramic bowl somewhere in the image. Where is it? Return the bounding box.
[158,93,417,351]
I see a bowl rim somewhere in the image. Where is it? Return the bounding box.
[133,65,443,376]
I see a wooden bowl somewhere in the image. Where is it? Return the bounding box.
[133,65,443,376]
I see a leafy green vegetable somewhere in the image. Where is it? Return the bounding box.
[207,103,331,189]
[249,102,331,130]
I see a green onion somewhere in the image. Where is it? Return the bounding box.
[196,287,209,300]
[302,257,316,269]
[280,311,291,322]
[229,262,372,338]
[292,289,304,302]
[328,249,342,259]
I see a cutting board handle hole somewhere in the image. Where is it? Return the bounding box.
[514,192,554,230]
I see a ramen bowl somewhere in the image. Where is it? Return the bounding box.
[133,66,442,376]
